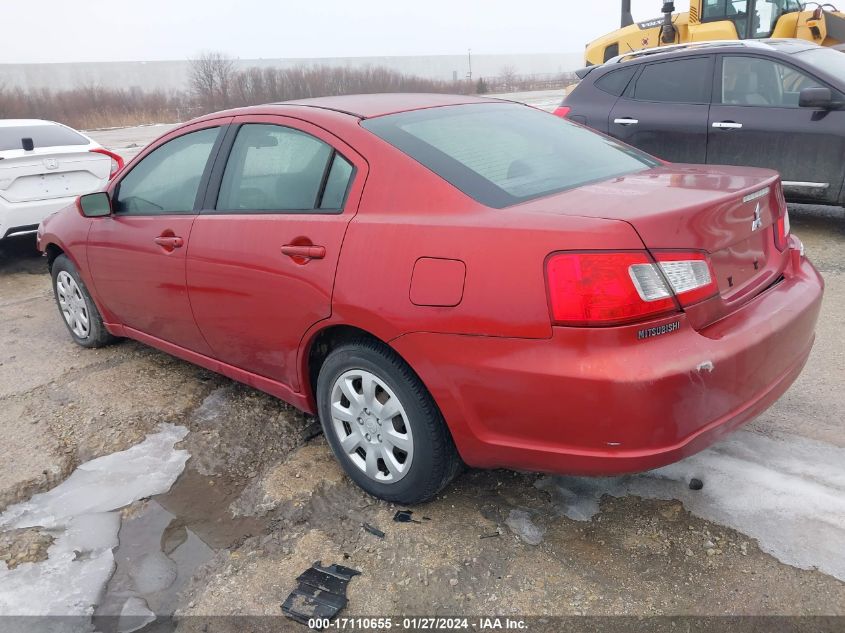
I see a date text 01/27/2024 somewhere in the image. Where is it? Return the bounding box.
[307,617,527,629]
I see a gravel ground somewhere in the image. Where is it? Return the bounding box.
[0,101,843,624]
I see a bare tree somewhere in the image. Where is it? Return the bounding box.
[189,51,235,111]
[499,65,518,91]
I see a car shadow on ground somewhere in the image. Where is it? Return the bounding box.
[0,235,44,276]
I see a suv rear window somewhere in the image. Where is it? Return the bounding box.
[595,66,637,96]
[362,103,658,208]
[0,124,88,151]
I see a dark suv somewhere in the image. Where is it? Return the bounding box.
[560,40,845,205]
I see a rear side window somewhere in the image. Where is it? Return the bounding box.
[115,127,219,215]
[362,103,658,209]
[217,124,352,213]
[0,124,88,151]
[633,58,712,104]
[595,66,638,96]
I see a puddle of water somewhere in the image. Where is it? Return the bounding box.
[94,468,270,632]
[536,429,845,581]
[0,424,189,627]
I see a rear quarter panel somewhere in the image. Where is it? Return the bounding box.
[329,142,647,342]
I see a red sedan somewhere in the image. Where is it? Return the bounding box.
[37,94,823,504]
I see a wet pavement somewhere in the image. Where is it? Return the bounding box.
[0,118,843,626]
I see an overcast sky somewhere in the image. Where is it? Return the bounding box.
[2,0,691,64]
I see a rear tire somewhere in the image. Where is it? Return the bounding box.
[51,254,116,348]
[316,339,461,504]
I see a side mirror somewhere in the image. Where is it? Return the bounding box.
[78,192,112,218]
[799,86,833,109]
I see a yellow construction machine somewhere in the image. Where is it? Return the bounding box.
[586,1,845,65]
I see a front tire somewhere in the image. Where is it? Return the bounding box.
[51,254,115,348]
[316,339,461,504]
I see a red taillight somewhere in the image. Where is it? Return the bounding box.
[553,106,571,118]
[546,251,717,326]
[775,211,790,251]
[773,183,790,251]
[90,148,125,179]
[546,252,677,326]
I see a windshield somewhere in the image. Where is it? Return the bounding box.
[796,47,845,84]
[754,0,802,37]
[702,0,802,38]
[362,103,658,208]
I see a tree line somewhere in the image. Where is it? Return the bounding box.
[0,52,576,130]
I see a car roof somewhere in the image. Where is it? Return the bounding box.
[0,119,59,128]
[599,38,820,69]
[271,93,504,119]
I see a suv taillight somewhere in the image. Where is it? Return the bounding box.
[546,251,717,326]
[90,148,125,179]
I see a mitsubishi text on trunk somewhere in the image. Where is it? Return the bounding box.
[36,95,823,504]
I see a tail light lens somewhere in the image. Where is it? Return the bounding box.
[546,251,717,326]
[651,252,718,307]
[553,106,571,118]
[775,210,790,251]
[90,148,125,179]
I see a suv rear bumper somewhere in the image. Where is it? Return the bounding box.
[0,196,76,239]
[391,243,823,475]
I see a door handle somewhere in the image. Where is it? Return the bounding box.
[613,117,639,126]
[712,121,743,130]
[281,244,326,260]
[153,236,184,249]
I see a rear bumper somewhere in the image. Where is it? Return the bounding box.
[391,244,823,475]
[0,196,76,239]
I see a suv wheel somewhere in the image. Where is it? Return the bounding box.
[316,339,461,504]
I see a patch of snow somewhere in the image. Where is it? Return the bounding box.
[0,424,189,623]
[536,430,845,581]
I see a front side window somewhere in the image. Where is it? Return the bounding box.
[633,58,712,104]
[115,127,219,215]
[362,103,658,209]
[722,56,823,107]
[217,124,353,213]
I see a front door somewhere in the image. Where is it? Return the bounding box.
[186,116,366,391]
[707,54,845,203]
[608,55,714,163]
[87,123,227,353]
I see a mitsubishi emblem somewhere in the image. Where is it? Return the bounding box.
[43,158,59,170]
[751,203,763,231]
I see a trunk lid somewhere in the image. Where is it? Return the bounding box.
[0,147,110,203]
[518,164,789,327]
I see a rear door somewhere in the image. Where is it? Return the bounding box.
[186,115,366,391]
[87,121,229,353]
[608,55,715,163]
[707,54,845,203]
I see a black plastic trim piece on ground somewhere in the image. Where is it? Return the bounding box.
[281,561,361,628]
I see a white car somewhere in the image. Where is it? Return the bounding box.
[0,119,123,241]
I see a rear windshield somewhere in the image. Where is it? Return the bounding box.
[0,124,88,151]
[362,103,658,208]
[796,47,845,83]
